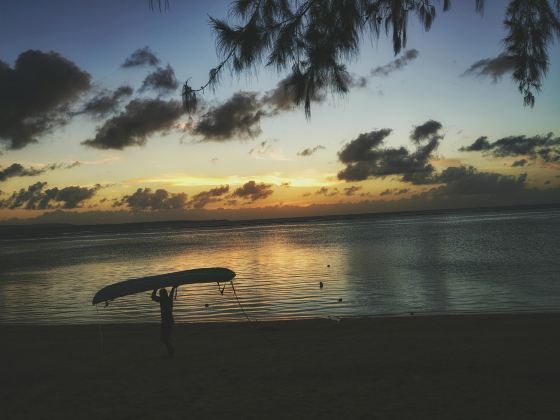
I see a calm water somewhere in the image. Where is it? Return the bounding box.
[1,207,559,324]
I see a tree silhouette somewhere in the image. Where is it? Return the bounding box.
[151,0,560,115]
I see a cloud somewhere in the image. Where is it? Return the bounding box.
[261,76,327,115]
[370,49,419,77]
[140,65,179,94]
[7,182,560,225]
[425,166,528,197]
[122,47,160,68]
[338,129,392,163]
[0,50,91,149]
[315,187,339,197]
[248,140,289,160]
[0,163,45,182]
[231,180,273,202]
[114,188,188,211]
[460,133,560,163]
[512,159,528,167]
[343,186,361,196]
[0,161,80,182]
[460,136,490,152]
[82,98,183,149]
[188,185,229,209]
[379,188,409,197]
[337,121,443,184]
[462,54,515,82]
[0,182,100,209]
[187,67,376,143]
[76,86,133,119]
[410,120,443,143]
[193,92,264,141]
[346,73,369,89]
[298,145,325,157]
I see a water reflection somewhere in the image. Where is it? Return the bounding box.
[1,208,560,324]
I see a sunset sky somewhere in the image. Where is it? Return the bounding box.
[1,0,559,224]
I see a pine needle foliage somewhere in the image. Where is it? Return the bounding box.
[149,1,559,115]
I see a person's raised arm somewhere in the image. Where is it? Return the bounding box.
[170,285,178,304]
[151,289,160,302]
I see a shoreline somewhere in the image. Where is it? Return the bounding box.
[2,307,560,327]
[3,312,560,419]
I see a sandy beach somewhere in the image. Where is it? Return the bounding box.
[2,313,560,419]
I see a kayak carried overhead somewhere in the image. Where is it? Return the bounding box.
[92,267,236,305]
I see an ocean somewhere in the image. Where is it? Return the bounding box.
[1,205,559,324]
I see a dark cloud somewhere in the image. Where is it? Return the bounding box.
[141,65,178,94]
[231,181,273,202]
[460,136,490,152]
[460,133,560,162]
[122,47,160,68]
[0,182,100,209]
[379,188,408,196]
[0,50,91,149]
[0,163,44,182]
[298,145,325,157]
[188,185,230,209]
[0,161,80,182]
[193,92,264,141]
[114,188,188,211]
[188,70,364,142]
[77,86,133,119]
[512,159,528,167]
[410,120,443,143]
[82,98,183,149]
[346,73,369,89]
[315,187,339,197]
[370,49,419,77]
[338,121,443,184]
[338,129,392,163]
[343,186,361,196]
[261,76,326,115]
[425,166,528,197]
[462,54,515,82]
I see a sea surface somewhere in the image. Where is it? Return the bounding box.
[1,206,559,324]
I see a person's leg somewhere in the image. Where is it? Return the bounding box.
[162,324,174,357]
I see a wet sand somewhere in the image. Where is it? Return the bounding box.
[2,313,560,419]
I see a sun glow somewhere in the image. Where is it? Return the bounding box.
[125,173,340,188]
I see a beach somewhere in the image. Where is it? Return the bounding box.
[2,313,560,419]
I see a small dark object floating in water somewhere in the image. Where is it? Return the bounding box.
[205,303,210,308]
[327,264,330,268]
[338,298,342,302]
[320,281,324,288]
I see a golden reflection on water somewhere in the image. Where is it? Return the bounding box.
[1,208,560,324]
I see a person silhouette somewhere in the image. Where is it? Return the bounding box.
[151,286,178,357]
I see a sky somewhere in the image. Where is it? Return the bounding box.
[0,0,559,224]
